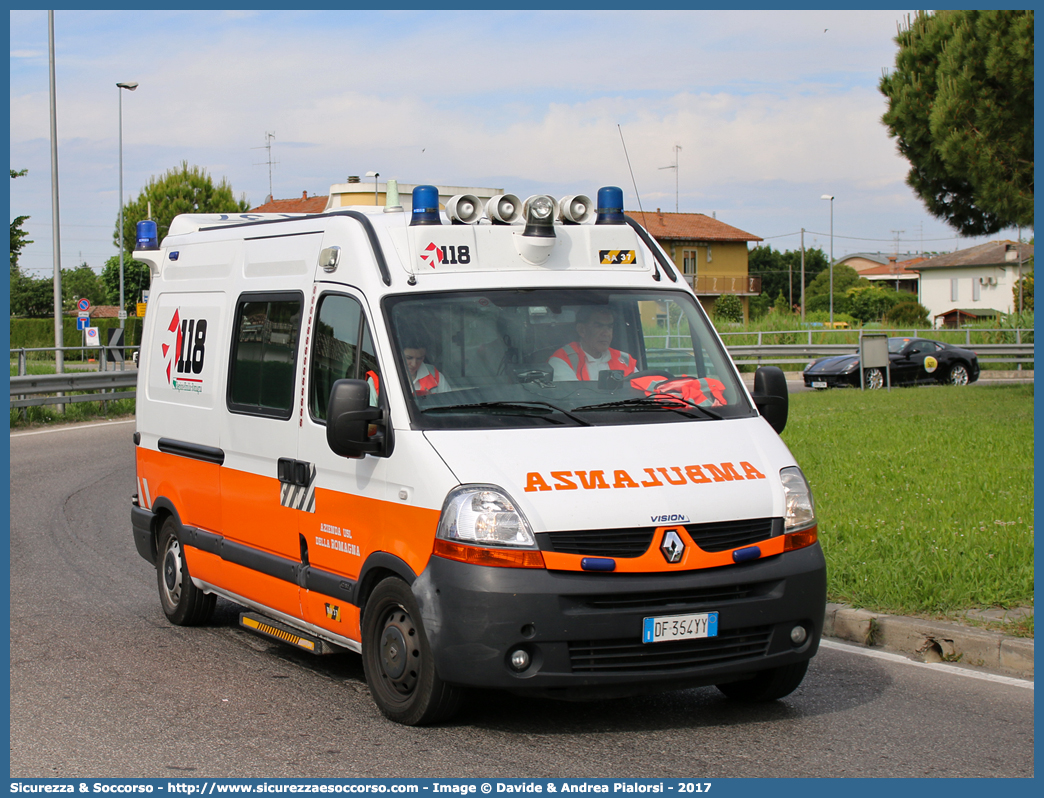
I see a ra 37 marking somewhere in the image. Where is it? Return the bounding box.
[524,461,766,492]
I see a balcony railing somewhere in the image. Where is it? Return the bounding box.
[684,275,761,295]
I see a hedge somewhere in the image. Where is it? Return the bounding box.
[10,317,144,356]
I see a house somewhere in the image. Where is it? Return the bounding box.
[250,179,505,214]
[626,209,762,319]
[859,256,927,296]
[838,252,922,274]
[914,241,1033,327]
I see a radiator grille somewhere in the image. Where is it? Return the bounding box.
[569,626,772,673]
[572,581,775,611]
[541,518,779,558]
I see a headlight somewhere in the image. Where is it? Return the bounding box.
[437,485,537,548]
[841,360,859,374]
[780,466,816,532]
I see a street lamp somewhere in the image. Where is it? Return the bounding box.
[821,194,834,324]
[117,80,138,329]
[365,171,379,207]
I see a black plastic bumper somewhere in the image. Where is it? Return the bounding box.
[412,544,827,697]
[132,504,157,565]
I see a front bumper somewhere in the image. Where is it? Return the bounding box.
[413,543,826,698]
[803,372,857,388]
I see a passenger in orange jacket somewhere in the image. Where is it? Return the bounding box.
[548,307,636,381]
[402,344,451,396]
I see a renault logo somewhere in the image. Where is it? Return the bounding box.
[660,529,685,563]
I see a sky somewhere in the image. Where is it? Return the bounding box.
[8,8,1029,280]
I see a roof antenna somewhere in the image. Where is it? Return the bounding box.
[618,124,668,282]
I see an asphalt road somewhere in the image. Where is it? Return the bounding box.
[9,419,1034,779]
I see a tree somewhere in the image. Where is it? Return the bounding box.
[885,300,931,328]
[115,161,250,253]
[9,270,55,318]
[747,245,828,307]
[847,285,906,324]
[1013,271,1033,313]
[10,168,33,269]
[880,10,1033,235]
[62,262,108,310]
[101,254,151,306]
[805,264,866,300]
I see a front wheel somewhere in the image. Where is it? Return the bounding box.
[716,659,809,702]
[156,517,215,626]
[948,363,970,385]
[361,578,462,726]
[863,368,884,390]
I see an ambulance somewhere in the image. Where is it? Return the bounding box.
[130,185,825,725]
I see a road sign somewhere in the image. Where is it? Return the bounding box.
[77,298,91,312]
[85,327,100,346]
[136,303,148,317]
[117,310,128,320]
[76,317,90,331]
[77,310,90,318]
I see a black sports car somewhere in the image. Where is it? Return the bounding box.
[803,337,980,389]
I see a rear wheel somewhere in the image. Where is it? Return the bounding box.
[948,363,970,385]
[864,368,884,390]
[156,517,215,625]
[361,578,462,726]
[716,660,809,702]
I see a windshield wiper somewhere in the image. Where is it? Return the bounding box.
[424,401,593,426]
[573,395,722,420]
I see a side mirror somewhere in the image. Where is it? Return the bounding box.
[752,366,789,434]
[326,379,391,458]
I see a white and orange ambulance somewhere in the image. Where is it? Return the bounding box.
[131,185,825,725]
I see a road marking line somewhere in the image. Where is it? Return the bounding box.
[819,639,1033,689]
[10,418,136,438]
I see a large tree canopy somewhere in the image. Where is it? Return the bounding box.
[114,161,250,253]
[880,10,1033,236]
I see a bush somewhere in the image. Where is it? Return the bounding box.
[713,293,744,323]
[885,300,931,327]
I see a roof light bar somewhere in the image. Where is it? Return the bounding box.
[410,185,442,226]
[595,186,625,225]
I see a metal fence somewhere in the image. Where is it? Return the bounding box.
[9,335,1034,413]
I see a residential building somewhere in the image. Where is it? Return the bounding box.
[859,256,927,296]
[626,209,762,318]
[838,252,922,274]
[913,241,1033,327]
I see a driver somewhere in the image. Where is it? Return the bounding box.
[548,307,636,381]
[401,338,451,396]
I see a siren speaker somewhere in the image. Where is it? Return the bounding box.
[486,194,522,224]
[558,194,593,224]
[446,194,482,224]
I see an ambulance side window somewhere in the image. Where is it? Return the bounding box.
[227,292,303,419]
[309,293,377,421]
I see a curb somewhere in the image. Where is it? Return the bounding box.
[823,603,1034,680]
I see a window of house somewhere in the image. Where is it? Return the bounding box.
[682,250,699,275]
[950,278,959,301]
[972,278,981,301]
[227,292,303,419]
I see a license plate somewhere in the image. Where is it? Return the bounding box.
[811,380,827,389]
[642,612,718,643]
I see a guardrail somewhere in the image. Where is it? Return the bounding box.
[9,339,1033,414]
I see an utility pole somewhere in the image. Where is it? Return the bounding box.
[48,11,64,404]
[253,132,277,202]
[800,228,806,321]
[891,229,905,292]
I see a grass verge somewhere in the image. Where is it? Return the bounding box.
[783,384,1033,618]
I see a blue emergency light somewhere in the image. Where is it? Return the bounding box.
[136,220,159,250]
[595,186,625,225]
[410,186,442,226]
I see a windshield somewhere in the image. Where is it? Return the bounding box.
[383,289,755,429]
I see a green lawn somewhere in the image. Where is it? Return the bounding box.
[783,384,1034,617]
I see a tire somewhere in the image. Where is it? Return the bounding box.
[716,659,809,702]
[863,368,884,390]
[361,578,462,726]
[156,517,215,626]
[948,363,970,386]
